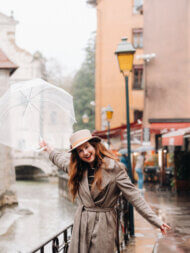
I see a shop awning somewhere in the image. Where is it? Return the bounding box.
[93,122,142,139]
[150,122,190,132]
[162,127,190,146]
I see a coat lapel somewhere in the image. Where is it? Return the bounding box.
[79,170,95,205]
[91,158,115,201]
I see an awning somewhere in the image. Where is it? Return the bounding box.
[93,122,142,139]
[150,122,190,132]
[162,127,190,146]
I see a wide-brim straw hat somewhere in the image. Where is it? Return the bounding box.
[68,129,101,152]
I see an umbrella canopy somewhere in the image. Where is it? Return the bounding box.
[134,145,155,153]
[0,78,76,151]
[118,148,135,155]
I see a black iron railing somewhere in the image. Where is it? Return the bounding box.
[116,194,131,252]
[30,224,73,253]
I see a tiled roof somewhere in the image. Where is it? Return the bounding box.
[0,49,18,75]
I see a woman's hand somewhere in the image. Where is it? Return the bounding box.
[160,223,171,235]
[39,140,52,154]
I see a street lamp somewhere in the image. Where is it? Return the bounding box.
[105,105,114,148]
[115,37,136,236]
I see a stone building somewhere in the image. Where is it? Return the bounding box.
[0,12,46,207]
[0,49,18,206]
[0,12,45,84]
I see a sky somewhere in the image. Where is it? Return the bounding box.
[1,0,97,75]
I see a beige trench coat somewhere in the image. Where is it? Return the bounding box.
[49,151,162,253]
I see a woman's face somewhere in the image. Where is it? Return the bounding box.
[76,141,96,166]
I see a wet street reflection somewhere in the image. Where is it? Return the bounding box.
[123,185,190,253]
[0,179,76,253]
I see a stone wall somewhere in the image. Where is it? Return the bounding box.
[58,173,70,201]
[0,69,17,207]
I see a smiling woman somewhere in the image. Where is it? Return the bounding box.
[77,142,96,165]
[40,129,171,253]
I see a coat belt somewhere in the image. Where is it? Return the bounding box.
[83,206,114,212]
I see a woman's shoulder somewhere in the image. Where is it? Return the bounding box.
[103,157,126,171]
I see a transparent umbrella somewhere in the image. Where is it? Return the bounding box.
[134,145,155,153]
[118,148,135,155]
[0,78,76,151]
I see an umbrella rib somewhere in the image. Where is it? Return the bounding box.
[28,87,33,101]
[29,102,44,124]
[30,87,49,100]
[32,98,76,122]
[23,88,33,115]
[19,90,28,101]
[0,101,28,122]
[30,102,41,113]
[20,88,34,116]
[28,102,33,112]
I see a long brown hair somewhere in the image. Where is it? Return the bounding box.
[68,140,118,201]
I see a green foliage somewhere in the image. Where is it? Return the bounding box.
[71,33,95,131]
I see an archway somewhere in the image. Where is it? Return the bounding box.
[15,165,47,180]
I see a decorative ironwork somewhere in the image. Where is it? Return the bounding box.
[116,194,131,252]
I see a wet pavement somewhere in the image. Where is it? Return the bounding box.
[122,184,190,253]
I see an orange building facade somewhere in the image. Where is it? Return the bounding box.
[91,0,144,131]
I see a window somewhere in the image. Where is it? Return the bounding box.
[133,28,143,49]
[133,65,143,89]
[155,134,162,150]
[134,110,143,122]
[133,0,143,14]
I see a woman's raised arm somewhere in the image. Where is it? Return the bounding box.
[40,140,70,173]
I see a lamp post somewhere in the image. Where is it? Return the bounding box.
[115,37,136,236]
[105,105,114,148]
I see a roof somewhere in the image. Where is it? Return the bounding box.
[0,12,18,26]
[92,122,142,139]
[0,49,18,75]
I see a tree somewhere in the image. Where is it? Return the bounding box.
[71,33,95,131]
[45,57,74,93]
